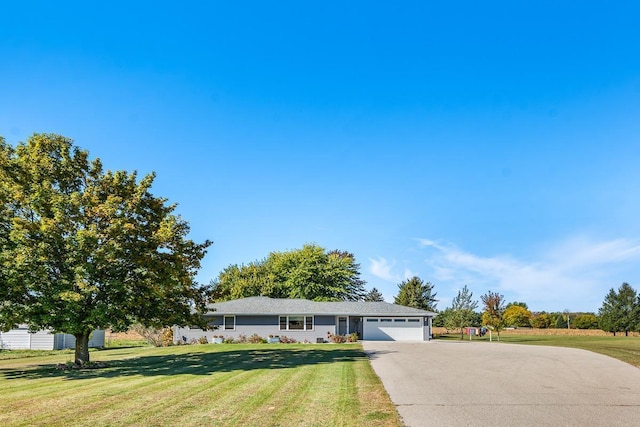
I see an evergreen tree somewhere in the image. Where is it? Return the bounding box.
[393,276,437,311]
[598,283,639,336]
[364,287,385,302]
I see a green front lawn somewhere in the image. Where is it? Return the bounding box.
[0,344,401,427]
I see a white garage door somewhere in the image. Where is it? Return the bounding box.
[363,317,424,341]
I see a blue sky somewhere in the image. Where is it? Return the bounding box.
[2,2,640,312]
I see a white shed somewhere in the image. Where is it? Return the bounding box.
[0,327,105,350]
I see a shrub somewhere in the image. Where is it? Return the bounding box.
[161,328,174,347]
[131,324,174,347]
[279,335,297,344]
[197,336,209,344]
[347,332,359,342]
[248,333,265,344]
[573,313,599,329]
[327,333,346,343]
[530,312,552,328]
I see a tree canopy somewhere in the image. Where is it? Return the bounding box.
[0,134,212,364]
[598,283,639,336]
[393,276,437,311]
[443,285,478,339]
[503,304,532,328]
[529,312,552,328]
[364,287,385,302]
[573,313,599,330]
[211,244,366,302]
[481,290,506,340]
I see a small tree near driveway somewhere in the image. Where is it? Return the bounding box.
[444,285,479,339]
[481,291,506,341]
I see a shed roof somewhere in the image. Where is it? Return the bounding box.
[206,296,437,317]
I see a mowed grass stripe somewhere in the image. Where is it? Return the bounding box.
[1,344,402,427]
[1,347,247,426]
[275,352,355,427]
[337,360,359,419]
[158,366,301,427]
[46,351,264,427]
[15,374,205,426]
[352,358,401,426]
[2,350,231,425]
[107,370,260,426]
[219,364,313,427]
[256,362,322,427]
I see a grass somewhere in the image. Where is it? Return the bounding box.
[0,343,401,427]
[104,338,149,348]
[437,332,640,368]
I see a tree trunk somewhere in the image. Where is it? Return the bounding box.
[74,330,91,365]
[625,330,629,337]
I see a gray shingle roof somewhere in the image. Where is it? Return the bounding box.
[206,296,437,317]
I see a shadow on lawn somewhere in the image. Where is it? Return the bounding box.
[1,346,368,381]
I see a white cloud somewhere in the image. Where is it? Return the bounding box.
[369,256,401,282]
[403,268,415,280]
[369,257,417,283]
[417,236,640,312]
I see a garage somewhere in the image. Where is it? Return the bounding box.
[363,317,424,341]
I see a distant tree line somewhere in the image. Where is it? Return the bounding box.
[430,282,640,338]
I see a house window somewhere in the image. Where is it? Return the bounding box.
[408,319,420,323]
[394,319,406,322]
[279,315,313,331]
[224,315,235,330]
[380,318,392,322]
[366,318,378,322]
[289,316,304,330]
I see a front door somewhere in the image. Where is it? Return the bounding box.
[337,316,348,335]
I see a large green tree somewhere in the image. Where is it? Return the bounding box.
[443,285,478,339]
[211,244,366,302]
[598,283,639,336]
[529,312,552,328]
[0,134,211,364]
[503,304,532,328]
[573,313,599,330]
[393,276,437,311]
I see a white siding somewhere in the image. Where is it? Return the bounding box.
[88,330,105,348]
[29,331,56,350]
[0,329,31,349]
[53,330,106,349]
[0,329,105,350]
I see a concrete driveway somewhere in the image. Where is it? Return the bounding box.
[363,341,640,426]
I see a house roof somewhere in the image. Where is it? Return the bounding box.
[206,296,437,317]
